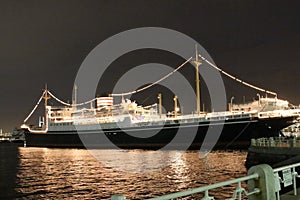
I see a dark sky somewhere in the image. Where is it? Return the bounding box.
[0,0,299,131]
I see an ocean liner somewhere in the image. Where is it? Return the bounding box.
[21,52,299,149]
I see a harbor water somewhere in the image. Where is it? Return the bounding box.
[1,144,247,199]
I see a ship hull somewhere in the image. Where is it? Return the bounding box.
[23,116,295,150]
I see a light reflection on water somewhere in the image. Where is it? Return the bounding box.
[15,148,247,199]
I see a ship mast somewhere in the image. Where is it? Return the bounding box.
[73,84,77,110]
[174,95,178,118]
[158,93,162,118]
[193,45,202,115]
[43,84,50,130]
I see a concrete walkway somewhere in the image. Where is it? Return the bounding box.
[281,188,300,200]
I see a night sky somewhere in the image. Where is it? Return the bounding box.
[0,0,299,132]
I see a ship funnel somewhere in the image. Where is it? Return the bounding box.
[96,97,113,108]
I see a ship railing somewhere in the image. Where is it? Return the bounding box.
[251,137,300,148]
[208,111,253,117]
[258,109,299,119]
[111,162,300,200]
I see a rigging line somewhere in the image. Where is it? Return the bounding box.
[140,93,156,105]
[111,57,193,97]
[73,98,97,106]
[23,90,46,123]
[225,121,252,148]
[47,90,97,106]
[47,91,72,106]
[198,54,277,96]
[142,96,152,104]
[143,103,158,109]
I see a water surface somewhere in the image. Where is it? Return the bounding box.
[12,148,247,199]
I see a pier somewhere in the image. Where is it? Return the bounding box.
[246,137,300,168]
[111,162,300,200]
[250,137,300,148]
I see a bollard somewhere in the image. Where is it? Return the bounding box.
[111,194,126,200]
[247,164,275,200]
[251,139,256,146]
[269,137,275,147]
[257,138,262,147]
[292,137,296,147]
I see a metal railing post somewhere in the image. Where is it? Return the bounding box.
[248,164,276,200]
[293,167,297,196]
[238,181,242,200]
[201,190,214,200]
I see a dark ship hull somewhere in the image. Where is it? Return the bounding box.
[23,116,295,150]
